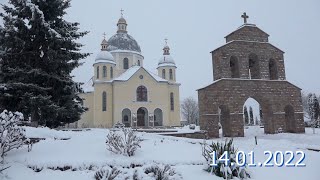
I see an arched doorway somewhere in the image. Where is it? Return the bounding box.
[243,98,261,126]
[137,107,148,127]
[154,108,163,126]
[285,105,295,132]
[122,108,131,127]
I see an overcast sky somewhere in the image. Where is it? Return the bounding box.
[1,0,320,100]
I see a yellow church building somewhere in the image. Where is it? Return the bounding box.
[77,15,181,128]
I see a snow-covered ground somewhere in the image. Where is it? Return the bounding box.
[1,127,319,180]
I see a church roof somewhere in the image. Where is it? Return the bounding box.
[113,66,168,82]
[225,24,269,41]
[106,33,141,53]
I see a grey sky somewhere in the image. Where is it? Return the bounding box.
[1,0,320,100]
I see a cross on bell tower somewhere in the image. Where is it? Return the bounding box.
[241,12,249,24]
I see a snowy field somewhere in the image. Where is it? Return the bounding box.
[1,126,319,180]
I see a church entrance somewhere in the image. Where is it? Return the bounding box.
[137,107,148,127]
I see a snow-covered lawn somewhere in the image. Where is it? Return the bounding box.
[1,127,319,179]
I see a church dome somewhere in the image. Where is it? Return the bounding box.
[158,55,175,66]
[95,51,114,62]
[117,17,127,25]
[106,33,141,53]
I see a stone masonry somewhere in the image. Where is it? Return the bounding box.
[198,15,305,138]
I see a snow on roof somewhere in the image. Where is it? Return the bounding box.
[95,51,114,62]
[81,77,94,92]
[158,55,175,65]
[145,69,168,82]
[113,66,168,82]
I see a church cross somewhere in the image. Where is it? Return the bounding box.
[120,9,124,17]
[164,38,168,45]
[241,12,249,24]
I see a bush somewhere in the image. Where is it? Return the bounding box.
[106,128,142,157]
[0,110,26,161]
[189,124,196,130]
[202,139,250,179]
[94,167,121,180]
[144,164,182,180]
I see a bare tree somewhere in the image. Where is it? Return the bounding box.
[181,97,199,125]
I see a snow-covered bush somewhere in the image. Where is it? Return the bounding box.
[144,164,182,180]
[106,128,142,157]
[94,167,121,180]
[0,110,26,161]
[189,124,196,130]
[202,139,250,179]
[113,122,125,129]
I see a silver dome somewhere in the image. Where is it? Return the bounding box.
[106,33,141,53]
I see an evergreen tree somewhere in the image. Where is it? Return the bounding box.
[0,0,89,127]
[249,106,254,125]
[307,93,320,133]
[243,106,249,125]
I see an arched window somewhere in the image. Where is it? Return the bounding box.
[269,59,278,80]
[102,92,107,111]
[230,56,240,78]
[248,53,260,79]
[162,69,166,79]
[169,69,173,80]
[123,58,129,69]
[103,66,107,77]
[136,86,147,102]
[137,60,140,66]
[110,66,113,78]
[170,92,174,111]
[96,66,100,79]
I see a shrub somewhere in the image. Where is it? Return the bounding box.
[106,128,142,157]
[202,139,250,179]
[144,164,182,180]
[0,110,26,161]
[94,167,121,180]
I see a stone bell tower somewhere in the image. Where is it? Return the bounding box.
[198,13,305,138]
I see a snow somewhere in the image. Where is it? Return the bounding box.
[95,51,114,62]
[113,66,141,81]
[158,55,176,65]
[1,126,319,179]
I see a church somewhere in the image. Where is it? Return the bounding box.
[77,14,181,128]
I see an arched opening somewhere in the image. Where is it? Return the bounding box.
[243,98,261,126]
[122,108,131,127]
[269,59,278,80]
[154,108,163,126]
[162,69,166,79]
[103,66,107,77]
[136,86,148,102]
[96,66,100,79]
[102,92,107,111]
[123,58,129,69]
[230,56,240,78]
[110,66,113,78]
[218,105,230,137]
[248,53,260,79]
[137,107,148,127]
[169,69,173,80]
[284,105,295,133]
[137,60,140,66]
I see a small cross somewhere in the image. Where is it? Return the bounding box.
[164,38,168,45]
[120,9,124,17]
[103,32,106,39]
[241,12,249,24]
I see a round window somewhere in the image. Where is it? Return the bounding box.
[139,75,143,79]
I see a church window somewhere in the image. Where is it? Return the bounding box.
[103,66,107,77]
[162,69,166,79]
[230,56,240,78]
[170,93,174,111]
[96,66,100,79]
[102,92,107,111]
[124,58,129,69]
[110,66,113,78]
[169,69,173,80]
[248,53,260,79]
[269,59,278,80]
[137,86,148,102]
[138,60,140,66]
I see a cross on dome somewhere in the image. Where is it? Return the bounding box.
[120,9,124,17]
[241,12,249,24]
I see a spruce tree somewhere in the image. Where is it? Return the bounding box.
[249,106,254,125]
[243,106,249,125]
[0,0,89,127]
